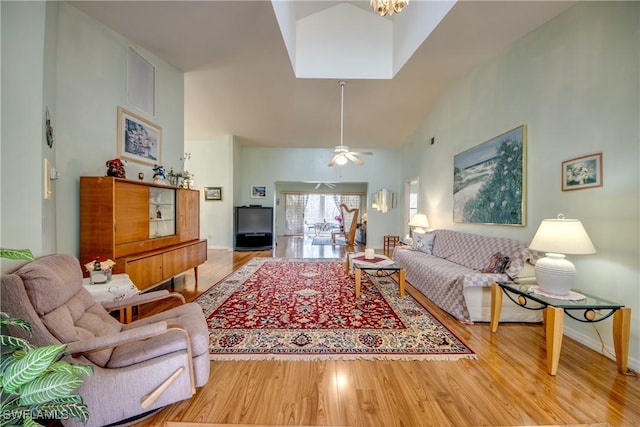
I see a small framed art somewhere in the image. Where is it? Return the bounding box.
[204,187,222,201]
[251,185,266,199]
[562,153,603,191]
[117,107,161,166]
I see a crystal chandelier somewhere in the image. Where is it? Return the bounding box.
[371,0,409,16]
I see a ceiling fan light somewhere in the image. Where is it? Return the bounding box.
[335,155,348,166]
[393,0,408,14]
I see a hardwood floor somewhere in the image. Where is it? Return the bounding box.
[134,236,639,427]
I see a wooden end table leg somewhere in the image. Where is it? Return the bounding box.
[545,306,564,376]
[355,267,362,298]
[194,266,199,286]
[612,307,631,373]
[398,269,405,299]
[345,255,350,275]
[490,282,503,333]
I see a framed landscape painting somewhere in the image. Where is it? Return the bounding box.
[453,125,527,226]
[204,187,222,201]
[562,153,602,191]
[117,107,161,166]
[251,185,266,199]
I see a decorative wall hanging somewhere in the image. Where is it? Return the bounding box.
[251,185,266,199]
[453,125,526,226]
[205,187,222,201]
[45,108,54,148]
[561,153,602,191]
[117,107,161,166]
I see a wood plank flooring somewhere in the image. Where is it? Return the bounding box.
[134,236,639,427]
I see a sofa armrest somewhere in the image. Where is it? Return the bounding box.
[102,290,185,312]
[65,321,168,356]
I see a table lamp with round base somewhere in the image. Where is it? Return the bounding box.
[529,214,596,297]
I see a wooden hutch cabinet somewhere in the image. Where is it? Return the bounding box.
[80,176,207,291]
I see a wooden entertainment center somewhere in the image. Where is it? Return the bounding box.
[80,176,207,291]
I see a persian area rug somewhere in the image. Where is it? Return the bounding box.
[195,257,476,361]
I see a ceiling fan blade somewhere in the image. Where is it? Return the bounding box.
[346,153,364,165]
[349,151,372,156]
[315,183,321,189]
[328,154,339,167]
[326,183,336,189]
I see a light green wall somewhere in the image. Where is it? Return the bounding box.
[54,2,184,256]
[1,1,47,270]
[402,1,640,369]
[0,2,185,265]
[186,137,234,249]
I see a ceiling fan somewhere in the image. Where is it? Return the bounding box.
[303,181,337,189]
[314,182,336,190]
[328,81,372,167]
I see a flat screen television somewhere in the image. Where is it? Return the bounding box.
[235,206,273,234]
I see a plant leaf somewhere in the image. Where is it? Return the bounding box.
[3,344,65,393]
[19,372,85,405]
[22,417,45,427]
[0,334,34,353]
[47,361,93,377]
[0,315,33,333]
[0,248,34,261]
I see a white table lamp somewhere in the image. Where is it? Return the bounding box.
[529,214,596,297]
[409,213,430,234]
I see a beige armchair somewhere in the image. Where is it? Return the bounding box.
[1,254,210,427]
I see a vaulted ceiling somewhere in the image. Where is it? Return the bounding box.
[71,1,575,150]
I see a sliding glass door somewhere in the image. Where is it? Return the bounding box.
[283,193,363,236]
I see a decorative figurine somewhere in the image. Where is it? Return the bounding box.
[106,158,127,178]
[152,164,167,185]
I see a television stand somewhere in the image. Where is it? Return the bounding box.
[234,232,273,251]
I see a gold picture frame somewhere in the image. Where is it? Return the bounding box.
[453,125,527,226]
[561,153,603,191]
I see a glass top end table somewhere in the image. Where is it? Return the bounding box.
[345,252,406,299]
[490,282,631,376]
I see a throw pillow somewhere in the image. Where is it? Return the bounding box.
[412,232,435,254]
[482,252,511,274]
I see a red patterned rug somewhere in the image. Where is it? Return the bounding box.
[195,257,476,361]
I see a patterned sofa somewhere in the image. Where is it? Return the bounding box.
[392,229,542,324]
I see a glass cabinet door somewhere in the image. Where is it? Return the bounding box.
[149,187,176,238]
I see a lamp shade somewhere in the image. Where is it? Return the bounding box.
[529,215,596,255]
[409,213,429,233]
[409,213,429,229]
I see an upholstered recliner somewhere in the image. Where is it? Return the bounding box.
[1,254,210,427]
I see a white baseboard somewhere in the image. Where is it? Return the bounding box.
[564,326,639,373]
[207,245,232,251]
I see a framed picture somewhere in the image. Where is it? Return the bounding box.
[117,107,161,166]
[562,153,603,191]
[251,185,266,199]
[204,186,222,201]
[453,125,527,226]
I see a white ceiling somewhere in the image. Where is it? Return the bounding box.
[70,0,576,150]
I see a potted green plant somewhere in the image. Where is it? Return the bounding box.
[1,248,92,426]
